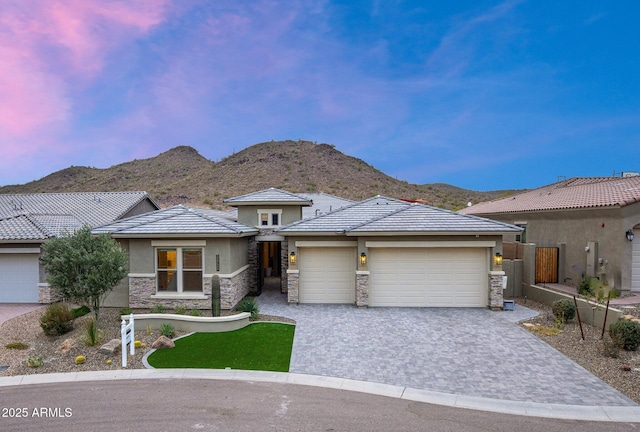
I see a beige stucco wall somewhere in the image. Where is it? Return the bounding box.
[237,205,303,227]
[102,239,130,307]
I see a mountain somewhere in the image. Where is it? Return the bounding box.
[0,140,517,210]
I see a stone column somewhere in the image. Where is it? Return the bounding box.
[280,238,289,293]
[488,271,505,310]
[356,271,369,307]
[247,238,258,295]
[287,269,299,304]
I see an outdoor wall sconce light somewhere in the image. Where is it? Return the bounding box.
[626,229,635,242]
[289,251,296,265]
[360,253,367,266]
[494,252,503,267]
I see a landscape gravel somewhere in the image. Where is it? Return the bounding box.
[1,303,639,405]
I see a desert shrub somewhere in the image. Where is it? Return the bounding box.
[71,305,91,319]
[609,320,640,351]
[84,318,103,346]
[151,304,166,314]
[578,277,592,296]
[236,297,259,320]
[40,303,74,336]
[552,299,576,322]
[160,322,175,338]
[26,356,42,368]
[602,334,624,358]
[119,307,132,316]
[5,342,28,350]
[188,309,202,317]
[173,306,186,315]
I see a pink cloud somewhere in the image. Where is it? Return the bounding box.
[0,0,171,152]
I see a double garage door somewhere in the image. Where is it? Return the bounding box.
[0,253,40,303]
[297,246,488,307]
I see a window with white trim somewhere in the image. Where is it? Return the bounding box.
[515,223,527,243]
[257,209,282,227]
[156,248,203,292]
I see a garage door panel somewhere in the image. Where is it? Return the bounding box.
[369,248,487,307]
[299,247,356,303]
[0,254,40,303]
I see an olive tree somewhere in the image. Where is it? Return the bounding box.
[40,225,128,322]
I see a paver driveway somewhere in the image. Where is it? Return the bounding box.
[259,290,636,406]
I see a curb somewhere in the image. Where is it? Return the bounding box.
[1,369,639,422]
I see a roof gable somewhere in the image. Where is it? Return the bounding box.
[93,205,258,237]
[278,195,520,235]
[223,188,313,206]
[460,176,640,215]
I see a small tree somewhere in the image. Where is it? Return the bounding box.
[40,225,128,322]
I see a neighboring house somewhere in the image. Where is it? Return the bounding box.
[0,192,159,304]
[95,188,520,310]
[459,176,640,296]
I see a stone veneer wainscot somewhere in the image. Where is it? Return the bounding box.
[129,266,250,310]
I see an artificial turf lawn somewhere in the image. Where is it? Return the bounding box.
[147,322,295,372]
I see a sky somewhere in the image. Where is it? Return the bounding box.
[1,1,639,191]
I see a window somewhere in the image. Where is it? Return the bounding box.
[515,223,527,243]
[257,209,282,227]
[157,248,203,292]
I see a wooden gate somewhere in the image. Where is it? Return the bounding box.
[535,247,558,283]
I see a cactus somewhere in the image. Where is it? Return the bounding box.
[211,274,221,317]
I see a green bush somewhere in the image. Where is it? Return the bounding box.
[71,305,91,319]
[160,322,175,338]
[609,320,640,351]
[188,309,202,317]
[578,277,592,296]
[173,306,186,315]
[151,304,166,314]
[236,297,260,320]
[119,307,133,316]
[26,356,43,368]
[40,303,75,336]
[552,299,576,322]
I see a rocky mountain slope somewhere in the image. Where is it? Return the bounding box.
[0,140,516,210]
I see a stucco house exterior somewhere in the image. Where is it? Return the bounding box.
[0,192,159,304]
[94,188,520,310]
[459,176,640,296]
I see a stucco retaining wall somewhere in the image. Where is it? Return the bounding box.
[125,312,251,333]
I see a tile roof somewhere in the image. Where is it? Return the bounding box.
[92,205,259,237]
[459,176,640,215]
[277,196,520,235]
[0,192,156,241]
[223,188,312,206]
[297,193,355,218]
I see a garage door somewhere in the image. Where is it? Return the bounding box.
[632,228,640,292]
[0,254,40,303]
[368,248,487,307]
[298,247,356,303]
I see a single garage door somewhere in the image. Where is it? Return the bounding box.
[368,248,487,307]
[0,254,40,303]
[632,228,640,292]
[298,247,356,303]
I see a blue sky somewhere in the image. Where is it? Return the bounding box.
[1,0,638,191]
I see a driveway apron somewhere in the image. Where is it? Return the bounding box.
[259,290,636,407]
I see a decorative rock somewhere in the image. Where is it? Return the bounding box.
[621,364,632,372]
[99,339,122,355]
[57,338,75,353]
[522,323,536,328]
[620,315,636,321]
[152,336,175,349]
